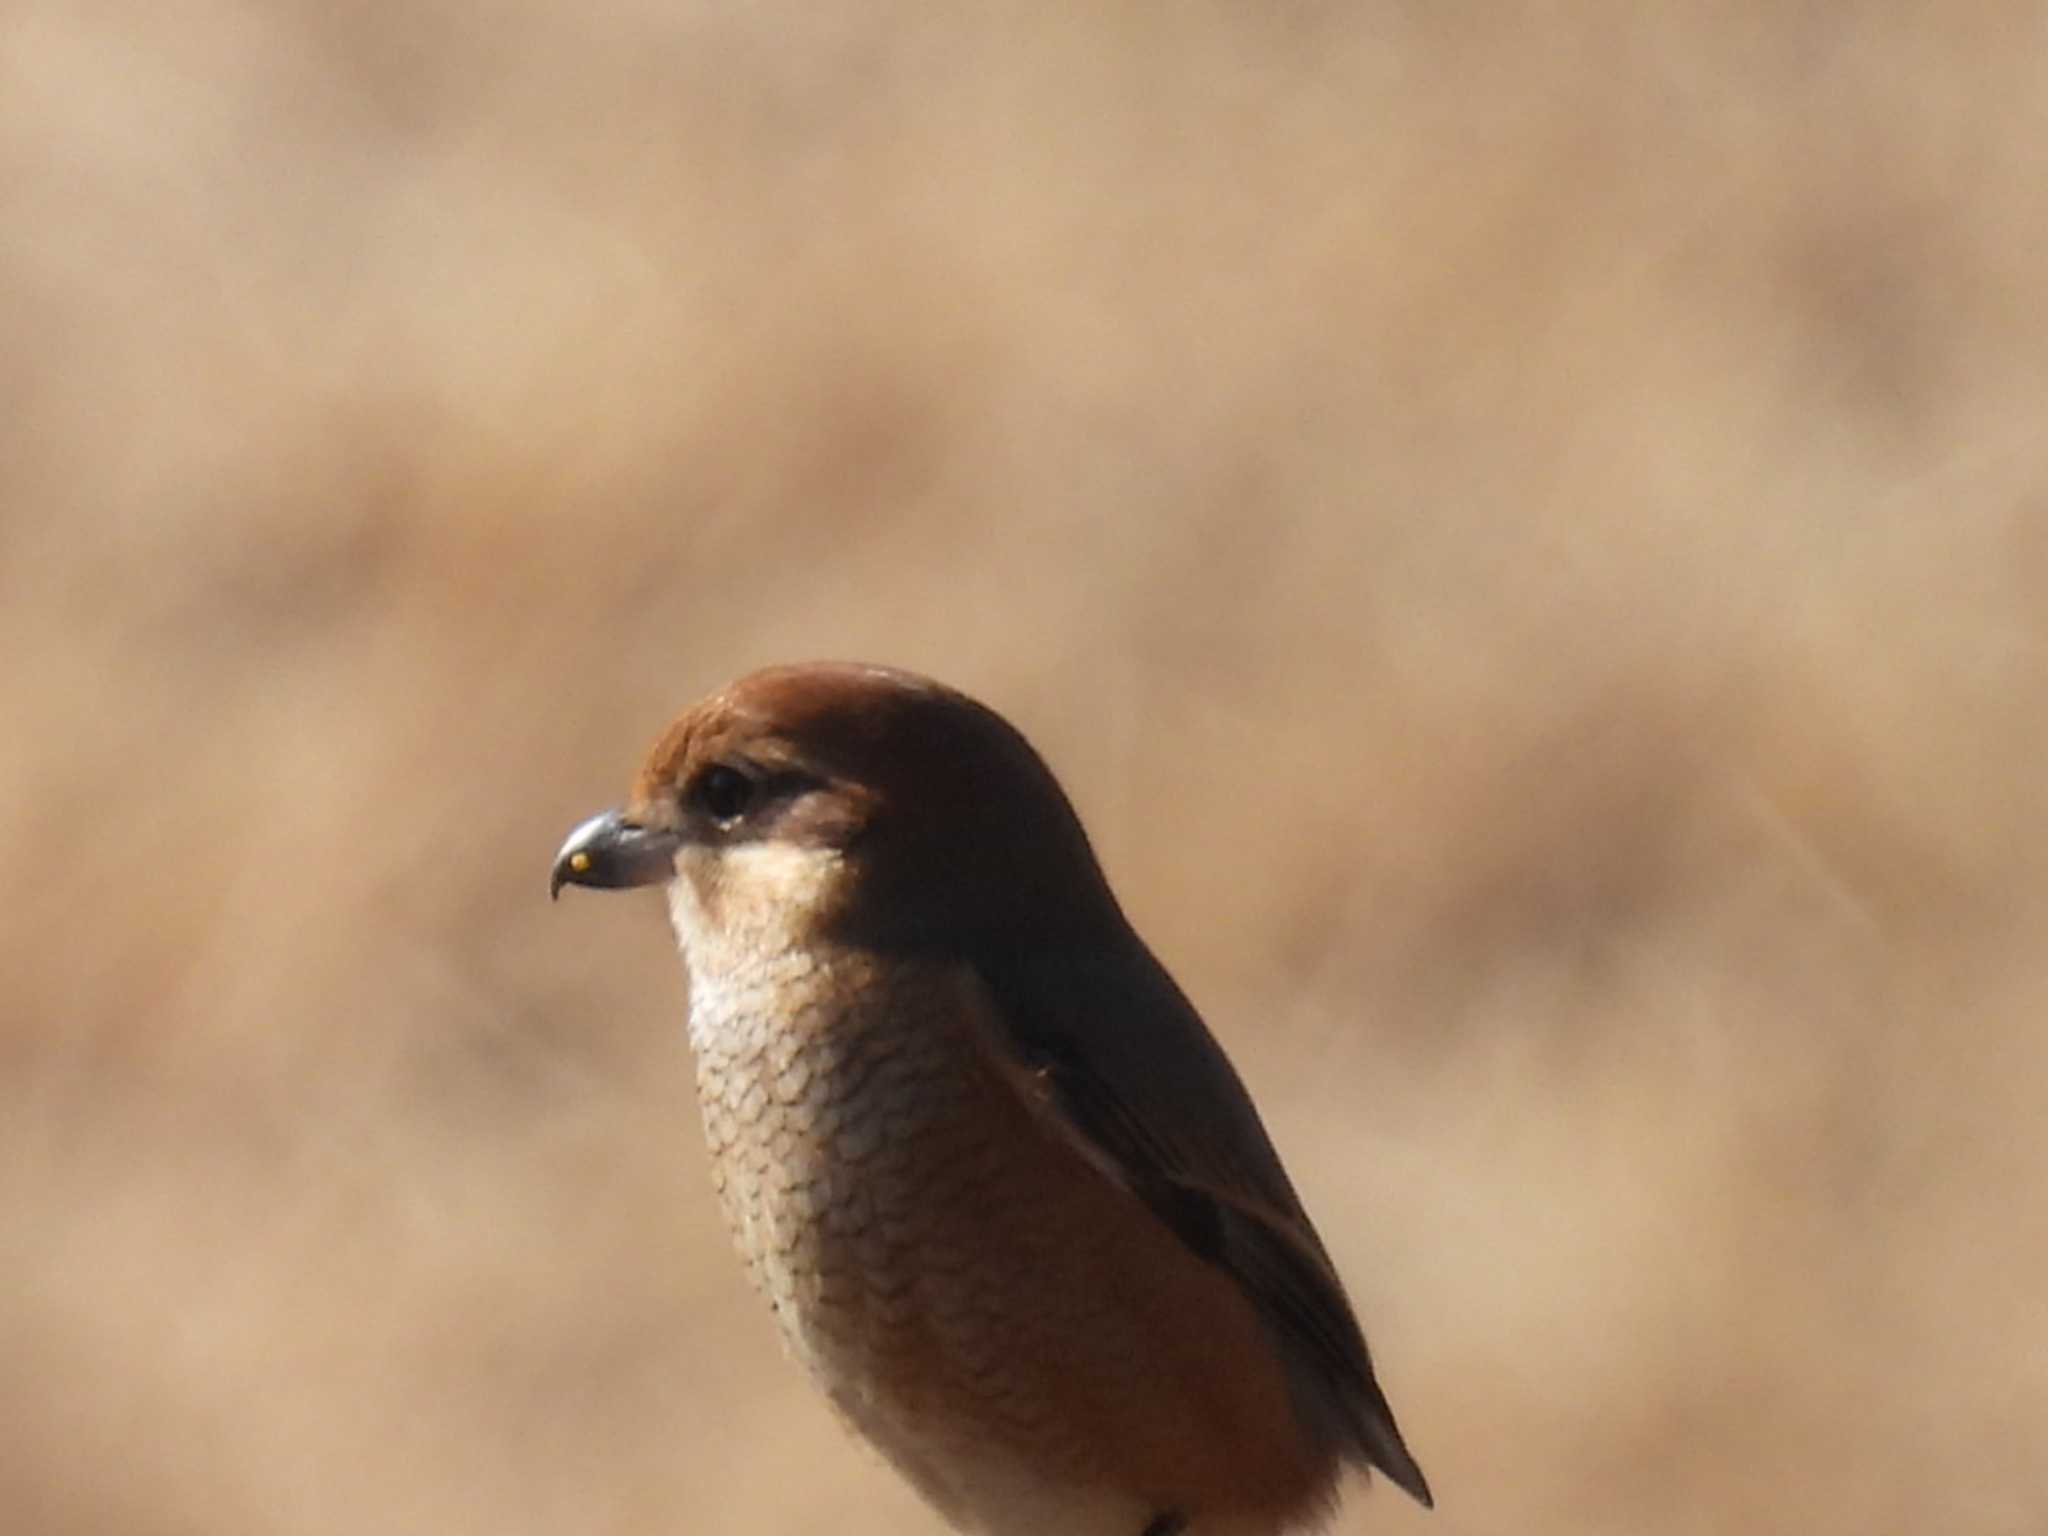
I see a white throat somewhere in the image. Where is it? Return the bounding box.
[664,841,847,1054]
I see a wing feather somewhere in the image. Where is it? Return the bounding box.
[967,936,1432,1509]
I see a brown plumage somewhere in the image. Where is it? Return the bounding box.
[552,663,1431,1534]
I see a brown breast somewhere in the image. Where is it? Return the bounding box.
[690,945,1337,1528]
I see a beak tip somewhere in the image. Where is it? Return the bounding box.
[549,809,678,898]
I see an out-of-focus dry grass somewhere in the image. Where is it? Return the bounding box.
[3,3,2045,1532]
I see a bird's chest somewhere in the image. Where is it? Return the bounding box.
[684,955,1139,1530]
[674,939,1299,1535]
[683,946,1007,1392]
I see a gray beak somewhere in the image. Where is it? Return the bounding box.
[549,809,682,900]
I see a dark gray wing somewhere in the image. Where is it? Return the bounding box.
[969,933,1433,1509]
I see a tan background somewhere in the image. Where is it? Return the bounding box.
[5,4,2046,1533]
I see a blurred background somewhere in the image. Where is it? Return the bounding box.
[4,3,2045,1532]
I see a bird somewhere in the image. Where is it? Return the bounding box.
[550,662,1431,1535]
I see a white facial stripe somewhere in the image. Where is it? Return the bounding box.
[717,840,846,902]
[664,841,845,971]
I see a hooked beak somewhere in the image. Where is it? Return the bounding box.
[549,809,681,900]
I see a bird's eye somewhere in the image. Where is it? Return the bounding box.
[693,764,757,824]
